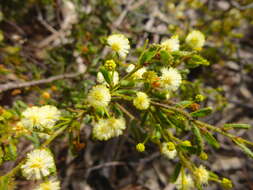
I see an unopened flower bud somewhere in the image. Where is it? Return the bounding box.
[195,94,205,102]
[182,140,192,146]
[200,152,208,160]
[136,143,145,152]
[167,142,175,151]
[42,92,51,99]
[104,60,116,71]
[221,178,233,189]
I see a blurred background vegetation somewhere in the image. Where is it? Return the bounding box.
[0,0,253,189]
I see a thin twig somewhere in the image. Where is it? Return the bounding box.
[85,161,126,178]
[0,72,83,93]
[230,1,253,10]
[116,103,135,120]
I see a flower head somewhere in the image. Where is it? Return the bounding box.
[160,67,182,91]
[21,149,56,180]
[161,35,180,52]
[133,92,150,110]
[107,34,130,58]
[185,30,205,51]
[161,142,177,159]
[21,105,61,131]
[87,85,111,109]
[93,117,126,140]
[174,172,194,190]
[194,165,209,185]
[35,179,60,190]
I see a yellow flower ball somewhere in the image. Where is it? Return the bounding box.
[133,92,150,110]
[87,85,111,109]
[186,30,205,51]
[107,34,130,58]
[136,143,145,152]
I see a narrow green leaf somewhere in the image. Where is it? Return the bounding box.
[119,80,135,87]
[224,123,252,130]
[99,67,112,85]
[203,131,220,149]
[233,140,253,159]
[0,176,9,190]
[175,100,194,108]
[156,110,171,126]
[3,142,17,161]
[0,147,3,165]
[139,47,158,65]
[186,54,209,68]
[141,111,149,126]
[160,50,173,65]
[171,163,182,182]
[115,89,137,95]
[180,145,198,154]
[190,107,212,117]
[192,124,204,155]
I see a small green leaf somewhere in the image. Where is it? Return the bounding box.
[192,124,204,155]
[4,142,17,161]
[171,163,182,182]
[99,67,112,85]
[141,111,149,126]
[175,100,194,108]
[160,50,173,65]
[139,47,158,65]
[203,131,220,149]
[180,145,198,154]
[115,89,137,95]
[0,147,3,165]
[119,80,135,87]
[156,110,171,127]
[224,123,252,130]
[190,107,212,117]
[186,54,209,68]
[0,176,9,190]
[233,140,253,159]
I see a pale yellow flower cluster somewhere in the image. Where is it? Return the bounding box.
[21,105,61,131]
[93,117,126,140]
[87,85,111,109]
[35,179,60,190]
[21,149,56,180]
[174,172,194,190]
[107,34,130,58]
[186,30,205,51]
[133,92,150,110]
[161,142,177,159]
[194,165,209,184]
[161,35,180,52]
[160,67,182,91]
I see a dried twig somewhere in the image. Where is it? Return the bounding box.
[85,161,126,178]
[0,72,83,93]
[230,1,253,10]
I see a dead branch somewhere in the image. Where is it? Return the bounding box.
[0,72,83,93]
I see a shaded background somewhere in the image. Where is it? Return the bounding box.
[0,0,253,189]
